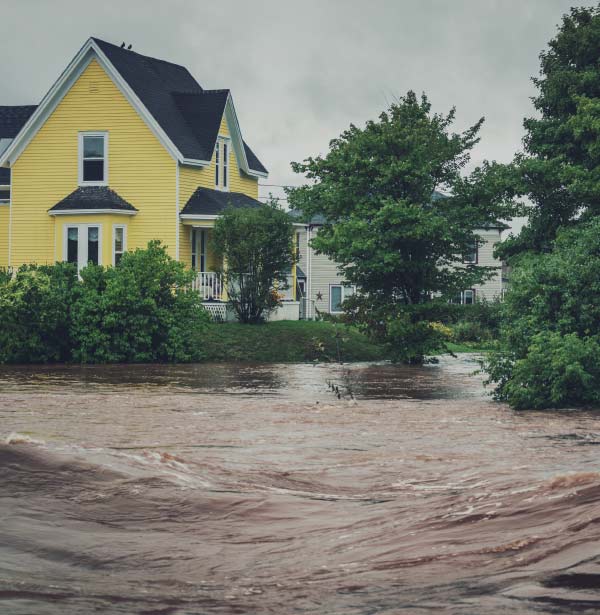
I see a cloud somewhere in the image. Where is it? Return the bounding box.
[1,0,595,214]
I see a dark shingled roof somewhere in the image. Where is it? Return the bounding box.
[172,90,229,162]
[48,186,138,212]
[181,186,262,216]
[93,38,266,173]
[0,189,9,201]
[0,106,37,139]
[0,167,9,185]
[296,265,306,279]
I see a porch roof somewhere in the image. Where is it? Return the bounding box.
[180,186,263,217]
[48,186,138,214]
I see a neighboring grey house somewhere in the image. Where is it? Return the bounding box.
[292,213,507,319]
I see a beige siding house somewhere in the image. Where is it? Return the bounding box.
[294,219,506,318]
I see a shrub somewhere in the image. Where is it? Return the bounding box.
[484,219,600,409]
[71,241,211,362]
[0,263,78,363]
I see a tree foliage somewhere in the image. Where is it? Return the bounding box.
[485,219,600,409]
[499,5,600,259]
[288,92,515,362]
[212,203,295,324]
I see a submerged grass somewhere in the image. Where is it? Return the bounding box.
[201,321,490,363]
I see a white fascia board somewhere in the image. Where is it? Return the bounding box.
[0,38,187,168]
[48,208,137,216]
[0,138,13,159]
[179,214,219,220]
[223,93,268,179]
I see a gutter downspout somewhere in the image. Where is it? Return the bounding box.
[307,225,312,319]
[175,161,180,261]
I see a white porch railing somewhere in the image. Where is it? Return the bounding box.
[192,271,224,301]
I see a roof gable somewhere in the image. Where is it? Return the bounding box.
[0,38,267,177]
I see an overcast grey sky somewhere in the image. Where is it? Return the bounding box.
[1,0,597,212]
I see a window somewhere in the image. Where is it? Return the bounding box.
[79,132,107,185]
[295,232,301,260]
[214,137,230,190]
[222,141,228,188]
[330,284,355,313]
[463,239,478,264]
[64,224,102,271]
[113,225,126,265]
[215,142,220,187]
[191,229,206,270]
[463,289,475,304]
[451,289,476,305]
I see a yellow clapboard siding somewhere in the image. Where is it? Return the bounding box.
[0,207,8,267]
[10,59,176,267]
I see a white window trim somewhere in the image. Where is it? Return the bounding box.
[78,131,108,186]
[63,223,103,271]
[112,224,127,266]
[329,284,356,314]
[214,135,231,192]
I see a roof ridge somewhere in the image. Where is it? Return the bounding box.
[91,37,191,72]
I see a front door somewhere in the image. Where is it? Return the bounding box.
[66,225,101,271]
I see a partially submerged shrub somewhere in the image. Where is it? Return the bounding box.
[485,219,600,409]
[0,262,78,363]
[0,242,210,364]
[71,241,210,363]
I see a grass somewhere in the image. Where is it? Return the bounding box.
[200,320,491,363]
[201,320,389,363]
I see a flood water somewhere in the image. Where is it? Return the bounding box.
[2,356,600,614]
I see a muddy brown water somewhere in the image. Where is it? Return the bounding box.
[2,356,600,614]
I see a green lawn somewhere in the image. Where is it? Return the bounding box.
[200,320,489,363]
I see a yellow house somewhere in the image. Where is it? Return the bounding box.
[0,38,298,319]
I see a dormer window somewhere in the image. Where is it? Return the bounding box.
[215,137,229,190]
[79,132,108,185]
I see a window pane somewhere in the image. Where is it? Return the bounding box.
[464,290,474,305]
[83,160,104,182]
[83,136,104,158]
[215,142,220,185]
[114,227,124,252]
[223,142,228,187]
[331,286,342,311]
[67,227,78,264]
[115,253,122,266]
[88,227,99,265]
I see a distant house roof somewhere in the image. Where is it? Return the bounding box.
[48,186,138,214]
[180,186,263,217]
[0,106,37,138]
[92,38,267,174]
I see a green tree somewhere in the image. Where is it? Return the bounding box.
[212,203,295,324]
[499,5,600,259]
[288,92,515,363]
[485,219,600,409]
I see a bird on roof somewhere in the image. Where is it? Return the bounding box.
[120,42,125,48]
[127,44,132,50]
